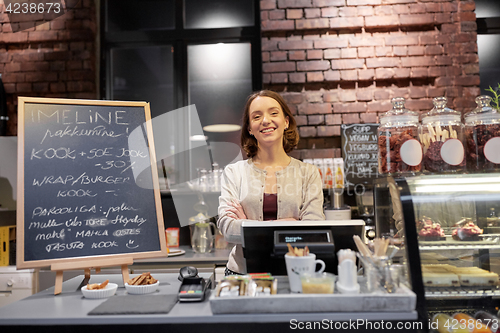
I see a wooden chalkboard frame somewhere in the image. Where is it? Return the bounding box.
[16,97,168,272]
[341,123,379,188]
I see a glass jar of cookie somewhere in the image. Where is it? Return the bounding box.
[420,97,465,173]
[378,97,422,175]
[465,95,500,173]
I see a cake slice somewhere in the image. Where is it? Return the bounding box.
[441,266,499,286]
[456,272,499,286]
[422,271,460,287]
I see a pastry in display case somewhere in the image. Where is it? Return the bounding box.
[374,173,500,330]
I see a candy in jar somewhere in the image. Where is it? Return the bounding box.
[420,96,466,173]
[378,97,422,174]
[465,95,500,172]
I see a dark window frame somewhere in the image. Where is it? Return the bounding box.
[477,18,500,35]
[99,0,262,109]
[476,4,500,94]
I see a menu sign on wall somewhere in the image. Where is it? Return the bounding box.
[16,97,167,269]
[341,124,379,187]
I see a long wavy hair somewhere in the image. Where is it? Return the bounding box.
[241,90,299,158]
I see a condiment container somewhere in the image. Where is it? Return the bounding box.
[420,96,466,173]
[336,258,360,294]
[166,227,179,247]
[465,95,500,172]
[378,97,422,175]
[300,272,335,294]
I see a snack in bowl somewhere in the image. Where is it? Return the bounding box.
[127,272,158,285]
[125,272,159,294]
[87,279,109,290]
[81,280,118,299]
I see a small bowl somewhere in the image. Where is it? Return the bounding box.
[125,281,160,295]
[300,272,335,294]
[81,283,118,299]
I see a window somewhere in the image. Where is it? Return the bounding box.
[184,0,254,29]
[476,0,500,94]
[188,43,252,145]
[101,0,261,186]
[111,46,175,115]
[106,0,175,32]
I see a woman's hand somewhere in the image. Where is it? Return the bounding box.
[226,200,247,220]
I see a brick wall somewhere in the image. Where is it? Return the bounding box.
[0,0,96,135]
[261,0,480,159]
[0,0,480,156]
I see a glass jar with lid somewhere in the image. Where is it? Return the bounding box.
[465,95,500,172]
[420,96,465,173]
[378,97,422,175]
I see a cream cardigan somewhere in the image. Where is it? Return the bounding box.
[217,157,325,273]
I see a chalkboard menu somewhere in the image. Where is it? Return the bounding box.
[17,97,167,269]
[341,124,379,187]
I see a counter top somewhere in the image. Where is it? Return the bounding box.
[35,245,232,292]
[0,273,417,329]
[133,245,231,266]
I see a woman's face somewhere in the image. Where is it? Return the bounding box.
[248,96,289,147]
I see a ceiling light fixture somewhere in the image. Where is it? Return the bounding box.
[189,135,208,141]
[203,124,241,133]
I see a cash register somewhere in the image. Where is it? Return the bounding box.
[242,220,365,275]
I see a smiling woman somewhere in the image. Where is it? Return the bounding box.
[217,90,325,275]
[241,90,299,159]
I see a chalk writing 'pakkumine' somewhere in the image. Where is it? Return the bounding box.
[40,125,126,144]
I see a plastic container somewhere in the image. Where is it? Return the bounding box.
[336,259,360,294]
[420,97,466,173]
[465,95,500,172]
[300,272,335,294]
[378,97,422,175]
[166,227,179,247]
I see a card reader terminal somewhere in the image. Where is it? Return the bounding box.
[178,276,210,302]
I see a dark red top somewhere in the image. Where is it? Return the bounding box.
[263,193,278,221]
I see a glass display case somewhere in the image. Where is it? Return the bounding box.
[374,173,500,328]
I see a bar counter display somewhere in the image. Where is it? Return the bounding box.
[374,173,500,328]
[0,272,420,333]
[0,232,423,332]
